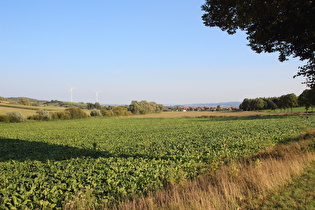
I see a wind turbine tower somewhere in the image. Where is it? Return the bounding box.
[69,86,75,102]
[95,91,100,103]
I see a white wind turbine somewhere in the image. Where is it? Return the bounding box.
[95,91,100,103]
[69,86,75,102]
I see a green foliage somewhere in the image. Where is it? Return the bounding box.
[50,108,88,120]
[129,100,164,115]
[59,101,87,109]
[279,93,298,111]
[240,94,298,111]
[86,103,94,110]
[0,116,314,208]
[102,105,116,111]
[240,98,269,111]
[111,106,132,116]
[298,88,315,112]
[19,98,30,106]
[202,0,315,87]
[65,107,88,119]
[29,109,52,121]
[6,112,26,122]
[90,109,102,117]
[87,102,102,110]
[31,102,40,106]
[0,96,7,101]
[0,115,9,123]
[94,102,101,110]
[50,111,71,120]
[101,106,131,117]
[100,107,113,116]
[252,99,266,110]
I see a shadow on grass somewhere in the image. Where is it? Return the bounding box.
[0,137,170,162]
[0,137,113,162]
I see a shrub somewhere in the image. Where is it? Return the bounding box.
[90,109,102,117]
[19,98,30,106]
[103,110,115,117]
[112,106,132,116]
[29,109,52,121]
[6,112,26,123]
[101,106,132,117]
[51,111,71,120]
[100,109,107,116]
[0,115,9,123]
[65,107,88,119]
[31,102,40,106]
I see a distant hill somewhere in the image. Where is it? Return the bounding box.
[7,97,48,103]
[166,102,241,108]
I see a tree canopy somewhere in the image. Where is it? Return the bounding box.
[239,93,299,111]
[202,0,315,87]
[129,100,164,115]
[298,88,315,112]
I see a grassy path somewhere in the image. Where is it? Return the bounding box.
[247,161,315,209]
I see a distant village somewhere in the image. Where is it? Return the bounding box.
[163,105,239,112]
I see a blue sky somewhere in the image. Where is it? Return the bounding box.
[0,0,306,105]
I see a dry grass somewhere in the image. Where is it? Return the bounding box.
[0,103,66,117]
[108,130,315,210]
[0,106,38,116]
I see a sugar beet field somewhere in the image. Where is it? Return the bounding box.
[0,115,315,208]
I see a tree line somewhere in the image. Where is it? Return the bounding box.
[0,100,164,123]
[239,90,315,112]
[298,89,315,112]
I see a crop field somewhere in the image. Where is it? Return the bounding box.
[0,115,315,208]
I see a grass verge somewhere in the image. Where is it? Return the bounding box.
[244,161,315,209]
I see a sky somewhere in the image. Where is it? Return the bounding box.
[0,0,307,105]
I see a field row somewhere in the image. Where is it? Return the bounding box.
[0,115,314,208]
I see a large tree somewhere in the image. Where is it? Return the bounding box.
[279,93,298,111]
[298,88,315,112]
[202,0,315,87]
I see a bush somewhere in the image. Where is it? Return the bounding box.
[6,112,26,123]
[29,109,52,121]
[0,115,9,123]
[101,106,132,117]
[65,107,88,119]
[100,109,107,116]
[51,111,71,120]
[103,110,115,117]
[112,106,132,116]
[19,98,30,106]
[90,109,102,117]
